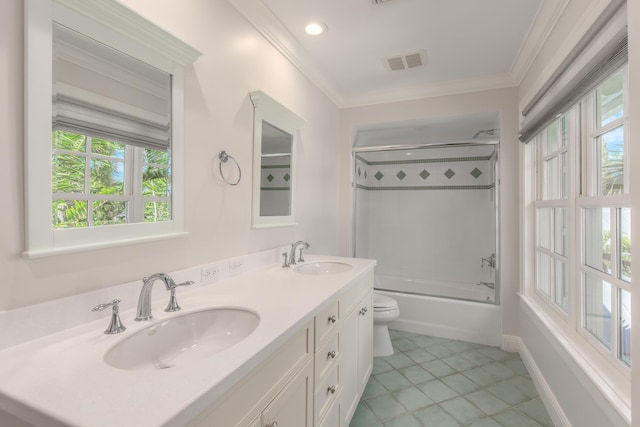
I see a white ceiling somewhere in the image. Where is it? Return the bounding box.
[229,0,563,108]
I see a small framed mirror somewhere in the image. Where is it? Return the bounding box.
[249,91,305,228]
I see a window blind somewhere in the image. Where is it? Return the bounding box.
[519,0,627,143]
[52,24,172,151]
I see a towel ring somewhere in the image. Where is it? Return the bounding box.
[218,150,241,186]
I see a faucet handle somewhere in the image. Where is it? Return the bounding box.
[298,242,310,263]
[164,281,194,313]
[282,252,290,268]
[92,299,126,334]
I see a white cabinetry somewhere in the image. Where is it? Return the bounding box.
[260,360,313,427]
[340,271,374,426]
[187,320,313,427]
[314,301,341,426]
[188,268,374,427]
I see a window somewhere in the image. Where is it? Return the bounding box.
[24,0,200,257]
[532,67,631,370]
[52,131,171,228]
[534,114,571,313]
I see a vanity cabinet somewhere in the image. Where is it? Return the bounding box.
[187,320,313,427]
[314,300,341,426]
[259,360,313,427]
[188,269,373,427]
[339,271,374,426]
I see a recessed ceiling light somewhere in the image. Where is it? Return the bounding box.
[305,22,327,36]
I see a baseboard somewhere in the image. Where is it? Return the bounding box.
[511,336,572,427]
[501,334,520,353]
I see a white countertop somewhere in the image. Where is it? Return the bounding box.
[0,255,375,427]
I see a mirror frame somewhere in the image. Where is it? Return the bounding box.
[23,0,200,257]
[249,91,305,228]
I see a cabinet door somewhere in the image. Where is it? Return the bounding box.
[262,360,313,427]
[357,292,373,393]
[339,307,358,426]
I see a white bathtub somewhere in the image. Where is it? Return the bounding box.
[375,275,502,346]
[375,274,496,303]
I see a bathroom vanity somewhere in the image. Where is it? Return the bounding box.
[0,255,375,427]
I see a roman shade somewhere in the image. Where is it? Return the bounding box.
[519,0,627,143]
[52,23,172,151]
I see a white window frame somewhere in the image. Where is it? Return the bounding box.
[529,65,631,377]
[24,0,200,257]
[533,111,574,318]
[577,66,631,370]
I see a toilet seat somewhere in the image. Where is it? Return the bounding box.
[374,293,399,310]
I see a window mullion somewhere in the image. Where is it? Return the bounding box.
[130,147,143,223]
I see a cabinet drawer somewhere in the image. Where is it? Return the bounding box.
[339,270,373,319]
[315,300,339,349]
[317,389,341,427]
[315,332,339,385]
[314,365,340,422]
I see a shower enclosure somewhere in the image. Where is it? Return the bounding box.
[353,143,499,304]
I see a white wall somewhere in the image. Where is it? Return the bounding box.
[338,87,521,337]
[0,0,340,310]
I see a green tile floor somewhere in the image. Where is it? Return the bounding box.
[350,330,554,427]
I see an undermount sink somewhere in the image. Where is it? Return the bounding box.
[293,261,352,275]
[104,308,260,371]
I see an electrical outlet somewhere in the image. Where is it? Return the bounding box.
[229,258,245,276]
[201,264,220,283]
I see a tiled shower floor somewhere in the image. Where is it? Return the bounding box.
[350,329,554,427]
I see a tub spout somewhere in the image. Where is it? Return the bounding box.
[477,281,495,290]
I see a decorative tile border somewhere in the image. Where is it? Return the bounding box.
[261,164,291,189]
[355,152,495,190]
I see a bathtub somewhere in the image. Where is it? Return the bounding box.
[375,274,496,303]
[375,275,502,346]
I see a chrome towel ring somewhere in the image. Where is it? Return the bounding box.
[218,150,241,185]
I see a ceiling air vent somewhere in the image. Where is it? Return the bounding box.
[384,50,427,71]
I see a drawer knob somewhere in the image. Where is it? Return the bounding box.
[329,315,337,324]
[266,422,278,427]
[328,385,337,394]
[328,350,337,359]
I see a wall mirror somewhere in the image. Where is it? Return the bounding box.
[249,91,305,228]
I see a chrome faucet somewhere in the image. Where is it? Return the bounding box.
[92,299,126,334]
[288,241,310,266]
[134,273,194,321]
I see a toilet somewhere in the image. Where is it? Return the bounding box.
[373,292,400,357]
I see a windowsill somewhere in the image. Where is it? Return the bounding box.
[22,231,188,259]
[518,292,631,424]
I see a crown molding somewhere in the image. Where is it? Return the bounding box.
[510,0,571,85]
[227,0,345,106]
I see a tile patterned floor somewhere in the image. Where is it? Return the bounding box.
[350,330,554,427]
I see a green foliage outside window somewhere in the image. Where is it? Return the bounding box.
[51,131,171,228]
